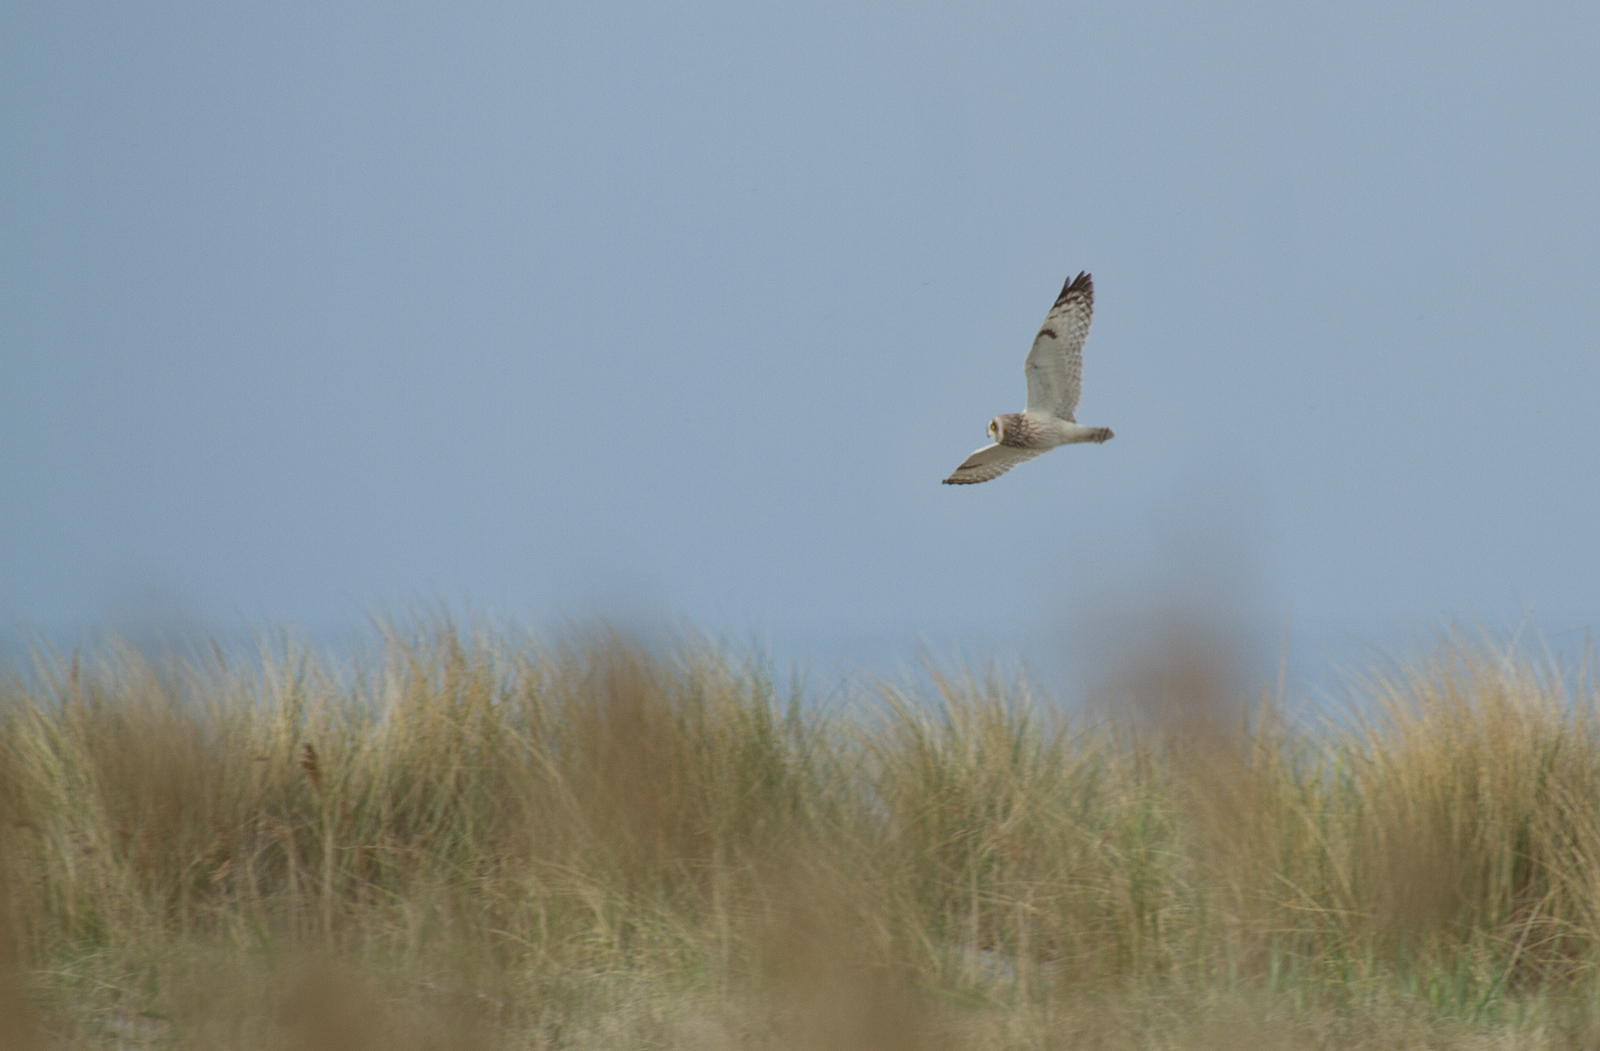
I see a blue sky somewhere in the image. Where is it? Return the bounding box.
[4,1,1598,686]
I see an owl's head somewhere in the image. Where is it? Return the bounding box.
[988,416,1004,442]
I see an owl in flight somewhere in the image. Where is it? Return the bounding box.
[942,271,1113,485]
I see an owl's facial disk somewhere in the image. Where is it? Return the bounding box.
[989,417,1002,442]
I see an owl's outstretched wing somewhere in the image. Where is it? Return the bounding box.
[1024,271,1094,421]
[942,443,1045,485]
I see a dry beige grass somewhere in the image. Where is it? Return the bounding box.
[2,621,1598,1049]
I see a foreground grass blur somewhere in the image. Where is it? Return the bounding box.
[2,621,1599,1049]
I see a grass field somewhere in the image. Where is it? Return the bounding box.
[2,620,1599,1049]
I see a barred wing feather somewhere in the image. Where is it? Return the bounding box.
[1023,271,1094,421]
[942,443,1045,485]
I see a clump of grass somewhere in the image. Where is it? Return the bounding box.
[1,621,1598,1048]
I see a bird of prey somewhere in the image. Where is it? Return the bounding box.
[942,271,1114,485]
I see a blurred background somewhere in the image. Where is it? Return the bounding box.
[4,0,1597,696]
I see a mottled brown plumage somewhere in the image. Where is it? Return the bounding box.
[943,270,1113,485]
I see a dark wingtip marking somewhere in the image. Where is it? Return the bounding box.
[1039,327,1058,339]
[1055,270,1093,305]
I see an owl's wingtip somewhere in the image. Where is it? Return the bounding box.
[1057,270,1092,303]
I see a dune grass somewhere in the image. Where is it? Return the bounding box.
[2,620,1599,1049]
